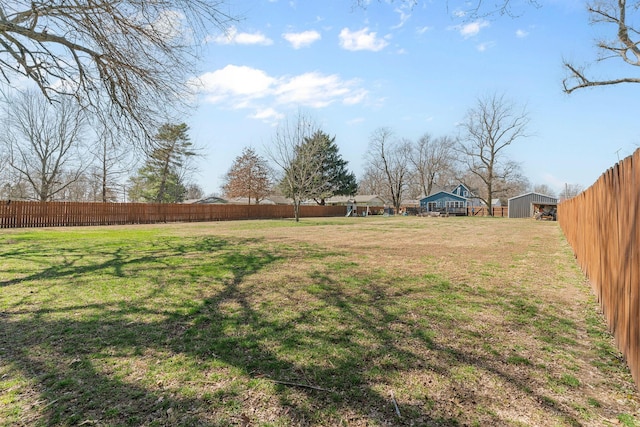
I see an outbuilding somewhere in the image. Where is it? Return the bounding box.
[325,195,387,216]
[508,192,558,219]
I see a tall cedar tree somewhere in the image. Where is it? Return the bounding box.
[128,123,195,203]
[303,131,357,205]
[222,147,272,204]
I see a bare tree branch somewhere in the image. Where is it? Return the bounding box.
[0,1,235,143]
[564,0,640,92]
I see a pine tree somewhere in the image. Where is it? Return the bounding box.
[303,131,357,205]
[128,123,195,203]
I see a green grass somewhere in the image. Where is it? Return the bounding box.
[0,217,638,426]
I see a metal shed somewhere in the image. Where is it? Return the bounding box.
[507,192,558,219]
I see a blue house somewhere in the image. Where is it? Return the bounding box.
[419,190,468,215]
[419,184,481,215]
[451,184,471,198]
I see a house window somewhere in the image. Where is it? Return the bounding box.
[427,202,437,211]
[446,201,464,209]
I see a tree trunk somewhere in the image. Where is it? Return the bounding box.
[293,200,301,222]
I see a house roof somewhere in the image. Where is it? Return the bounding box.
[452,183,475,194]
[227,196,292,205]
[420,191,467,202]
[185,196,227,204]
[507,192,558,204]
[427,183,478,198]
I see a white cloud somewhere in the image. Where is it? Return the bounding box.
[275,72,355,107]
[347,117,365,125]
[339,27,389,52]
[458,20,489,38]
[282,30,321,49]
[516,29,529,38]
[208,26,273,45]
[343,89,368,105]
[194,65,275,103]
[194,65,369,119]
[391,6,412,29]
[251,108,284,123]
[476,41,495,52]
[416,26,431,35]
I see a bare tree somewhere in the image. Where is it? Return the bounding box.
[357,164,387,196]
[222,147,273,204]
[0,1,234,141]
[533,183,557,197]
[185,183,204,200]
[409,133,456,198]
[364,127,412,212]
[0,141,8,191]
[561,183,585,200]
[564,1,640,92]
[2,90,88,201]
[457,93,530,215]
[89,123,134,202]
[494,161,530,204]
[266,111,324,222]
[0,173,31,200]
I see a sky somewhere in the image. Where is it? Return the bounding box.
[186,0,640,197]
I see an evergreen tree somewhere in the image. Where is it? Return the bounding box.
[302,131,357,205]
[127,123,195,203]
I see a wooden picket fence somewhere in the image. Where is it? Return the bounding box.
[0,201,347,228]
[558,148,640,388]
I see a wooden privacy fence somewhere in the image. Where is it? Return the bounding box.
[467,206,508,217]
[0,201,347,228]
[558,148,640,388]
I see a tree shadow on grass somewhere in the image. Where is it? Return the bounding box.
[0,235,587,426]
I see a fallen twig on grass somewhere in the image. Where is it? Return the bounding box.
[390,390,402,418]
[265,378,332,392]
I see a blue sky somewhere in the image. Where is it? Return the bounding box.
[187,0,640,197]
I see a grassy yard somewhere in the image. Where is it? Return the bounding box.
[0,216,638,426]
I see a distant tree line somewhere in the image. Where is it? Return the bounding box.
[0,91,204,203]
[0,91,583,211]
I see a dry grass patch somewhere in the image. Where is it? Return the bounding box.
[0,217,638,426]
